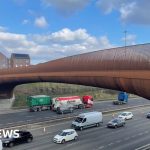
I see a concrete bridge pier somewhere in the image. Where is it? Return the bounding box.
[0,94,15,109]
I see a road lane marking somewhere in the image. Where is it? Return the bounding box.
[108,142,114,146]
[135,143,150,150]
[124,137,130,140]
[98,146,104,149]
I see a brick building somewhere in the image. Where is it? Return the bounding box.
[0,52,9,69]
[10,53,30,68]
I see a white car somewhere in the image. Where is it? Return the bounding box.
[118,112,133,120]
[53,129,78,144]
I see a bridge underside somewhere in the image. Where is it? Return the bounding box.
[0,44,150,99]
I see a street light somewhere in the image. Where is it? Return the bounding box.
[124,30,127,51]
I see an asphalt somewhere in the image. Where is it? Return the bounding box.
[0,97,150,128]
[3,105,150,150]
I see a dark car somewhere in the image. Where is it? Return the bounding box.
[107,118,125,128]
[146,112,150,118]
[56,106,74,114]
[2,131,33,147]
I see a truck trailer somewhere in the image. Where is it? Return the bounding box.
[52,96,84,112]
[27,95,52,112]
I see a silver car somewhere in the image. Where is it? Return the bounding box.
[107,118,125,128]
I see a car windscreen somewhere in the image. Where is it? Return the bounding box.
[120,113,127,116]
[58,131,68,136]
[75,117,83,123]
[111,119,119,123]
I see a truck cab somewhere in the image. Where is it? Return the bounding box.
[113,92,128,105]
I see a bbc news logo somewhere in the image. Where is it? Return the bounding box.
[0,130,19,138]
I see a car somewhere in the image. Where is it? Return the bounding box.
[2,131,33,147]
[146,112,150,118]
[53,129,78,144]
[56,106,74,114]
[118,112,133,120]
[107,118,125,128]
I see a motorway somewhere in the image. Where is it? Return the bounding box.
[0,98,150,128]
[3,105,150,150]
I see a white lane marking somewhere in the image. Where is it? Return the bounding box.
[108,142,114,146]
[116,140,121,143]
[138,133,143,136]
[144,131,149,134]
[98,146,104,149]
[135,143,150,150]
[124,137,130,140]
[27,120,32,122]
[131,135,136,138]
[45,117,51,119]
[7,122,13,124]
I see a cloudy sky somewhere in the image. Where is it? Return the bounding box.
[0,0,149,64]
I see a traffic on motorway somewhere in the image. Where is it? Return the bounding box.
[0,94,150,150]
[1,107,150,150]
[0,96,149,130]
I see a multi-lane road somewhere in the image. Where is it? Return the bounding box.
[0,97,150,128]
[3,105,150,150]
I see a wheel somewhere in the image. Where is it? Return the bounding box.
[74,136,78,140]
[70,107,74,113]
[80,127,83,131]
[78,104,84,109]
[9,142,14,147]
[27,138,32,143]
[61,139,65,144]
[96,123,100,127]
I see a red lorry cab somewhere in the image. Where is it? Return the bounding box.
[82,95,93,108]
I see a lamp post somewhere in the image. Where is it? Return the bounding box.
[124,30,127,51]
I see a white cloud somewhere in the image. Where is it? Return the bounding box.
[42,0,90,16]
[121,34,136,45]
[0,26,7,32]
[50,28,89,42]
[22,19,29,25]
[97,0,150,25]
[0,28,113,64]
[34,16,48,28]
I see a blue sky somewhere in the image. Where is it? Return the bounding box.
[0,0,149,64]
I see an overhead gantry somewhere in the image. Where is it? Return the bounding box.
[0,43,150,99]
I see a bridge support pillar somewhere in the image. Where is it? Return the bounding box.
[0,94,15,109]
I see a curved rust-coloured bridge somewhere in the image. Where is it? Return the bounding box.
[0,43,150,100]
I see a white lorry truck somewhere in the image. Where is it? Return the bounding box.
[52,96,84,112]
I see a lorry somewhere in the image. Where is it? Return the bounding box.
[72,111,103,130]
[113,92,128,105]
[52,96,84,112]
[27,95,52,112]
[52,95,94,113]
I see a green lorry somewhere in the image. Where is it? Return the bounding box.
[27,95,52,112]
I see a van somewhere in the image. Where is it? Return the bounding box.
[72,111,103,130]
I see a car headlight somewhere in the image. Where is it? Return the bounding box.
[4,141,10,143]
